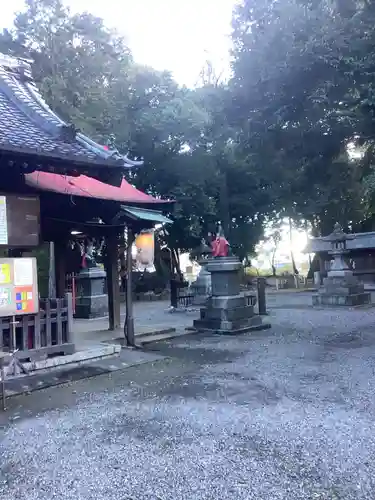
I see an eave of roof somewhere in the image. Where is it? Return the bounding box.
[0,53,143,171]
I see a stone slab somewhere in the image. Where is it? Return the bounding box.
[313,292,371,307]
[205,257,242,273]
[199,305,255,322]
[0,348,166,401]
[327,270,355,278]
[322,285,364,295]
[194,314,264,332]
[12,344,121,375]
[137,330,192,345]
[103,328,179,346]
[197,321,272,335]
[75,294,108,319]
[207,295,249,309]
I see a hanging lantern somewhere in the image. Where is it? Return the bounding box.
[135,231,154,267]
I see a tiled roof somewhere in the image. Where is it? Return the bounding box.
[0,54,143,170]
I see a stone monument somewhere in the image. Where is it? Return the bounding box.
[193,227,270,334]
[74,239,108,319]
[312,223,371,307]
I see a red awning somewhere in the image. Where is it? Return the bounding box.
[25,171,167,204]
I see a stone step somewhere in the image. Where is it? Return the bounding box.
[137,329,191,345]
[5,344,121,377]
[136,327,176,339]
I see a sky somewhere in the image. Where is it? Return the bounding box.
[1,0,235,87]
[253,225,309,271]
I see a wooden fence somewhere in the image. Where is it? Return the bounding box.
[0,293,74,362]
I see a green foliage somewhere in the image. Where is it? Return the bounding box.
[229,0,375,235]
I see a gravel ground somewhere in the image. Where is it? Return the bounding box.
[1,307,375,499]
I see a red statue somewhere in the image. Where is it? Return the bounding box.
[210,226,229,257]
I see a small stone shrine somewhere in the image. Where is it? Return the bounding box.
[190,238,212,306]
[193,255,270,334]
[312,223,371,307]
[191,261,211,306]
[74,239,108,319]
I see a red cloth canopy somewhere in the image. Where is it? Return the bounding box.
[25,171,167,204]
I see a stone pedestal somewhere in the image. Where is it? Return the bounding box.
[193,257,270,334]
[74,267,108,319]
[313,271,370,307]
[191,260,211,306]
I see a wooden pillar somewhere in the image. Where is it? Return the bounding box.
[54,241,66,298]
[105,230,120,330]
[48,241,56,298]
[124,226,135,346]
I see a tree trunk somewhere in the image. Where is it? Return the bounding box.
[289,217,299,275]
[271,249,277,276]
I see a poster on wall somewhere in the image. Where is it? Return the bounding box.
[0,258,38,317]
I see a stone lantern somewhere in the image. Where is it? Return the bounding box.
[193,256,270,334]
[312,223,370,306]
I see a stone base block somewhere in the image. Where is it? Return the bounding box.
[194,314,270,334]
[199,304,255,323]
[194,319,271,335]
[323,274,360,287]
[207,295,246,309]
[322,285,365,295]
[312,292,371,307]
[192,295,209,306]
[74,294,108,319]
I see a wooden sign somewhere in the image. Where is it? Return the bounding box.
[0,194,40,247]
[0,258,39,317]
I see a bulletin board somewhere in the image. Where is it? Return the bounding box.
[0,258,39,317]
[0,194,40,247]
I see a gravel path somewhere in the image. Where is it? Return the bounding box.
[1,308,375,499]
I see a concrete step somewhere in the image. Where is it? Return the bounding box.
[137,329,191,345]
[4,344,121,378]
[136,327,176,339]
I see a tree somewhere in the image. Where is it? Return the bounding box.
[0,0,132,140]
[229,0,375,235]
[1,0,275,263]
[269,229,281,277]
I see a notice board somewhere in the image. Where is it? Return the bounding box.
[0,194,40,247]
[0,258,39,317]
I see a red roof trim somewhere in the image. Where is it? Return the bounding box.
[25,171,169,204]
